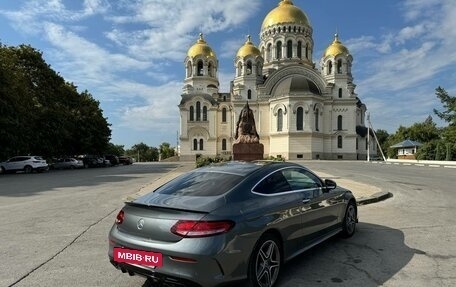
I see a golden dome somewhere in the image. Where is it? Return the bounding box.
[323,34,350,58]
[236,35,261,58]
[187,33,216,58]
[261,0,310,30]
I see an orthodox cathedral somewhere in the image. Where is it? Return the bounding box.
[178,0,373,161]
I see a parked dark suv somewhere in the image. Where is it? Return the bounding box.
[78,155,102,168]
[118,156,133,165]
[104,155,119,166]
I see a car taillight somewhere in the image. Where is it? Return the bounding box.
[115,210,124,225]
[171,220,234,238]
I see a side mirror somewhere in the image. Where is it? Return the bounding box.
[324,179,337,191]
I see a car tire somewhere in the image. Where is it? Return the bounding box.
[341,201,357,238]
[0,167,4,174]
[248,234,282,287]
[24,165,33,174]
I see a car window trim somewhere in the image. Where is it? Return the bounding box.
[252,186,322,197]
[251,166,323,197]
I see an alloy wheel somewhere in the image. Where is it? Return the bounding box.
[255,239,280,287]
[345,204,356,235]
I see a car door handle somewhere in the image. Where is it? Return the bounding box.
[302,199,311,204]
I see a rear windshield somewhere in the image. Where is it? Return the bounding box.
[154,171,243,196]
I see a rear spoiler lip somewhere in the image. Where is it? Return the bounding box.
[124,201,209,214]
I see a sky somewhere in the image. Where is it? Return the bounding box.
[1,0,455,149]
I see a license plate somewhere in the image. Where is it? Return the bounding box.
[114,247,163,268]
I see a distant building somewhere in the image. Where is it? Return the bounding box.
[178,0,372,161]
[390,139,422,159]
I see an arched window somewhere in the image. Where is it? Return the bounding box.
[337,59,342,74]
[189,106,194,121]
[267,43,272,62]
[186,61,192,77]
[246,61,252,75]
[257,61,262,75]
[237,62,242,76]
[208,62,213,77]
[338,136,343,148]
[297,41,302,59]
[197,60,203,76]
[287,40,292,58]
[338,88,343,98]
[193,139,197,150]
[337,115,343,130]
[199,139,204,150]
[305,43,309,59]
[203,106,207,121]
[297,107,304,131]
[248,89,252,100]
[222,139,227,151]
[196,101,201,121]
[277,109,283,132]
[315,108,319,131]
[276,41,282,59]
[327,61,332,74]
[222,108,227,122]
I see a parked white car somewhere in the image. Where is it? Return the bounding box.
[51,158,83,170]
[0,156,49,174]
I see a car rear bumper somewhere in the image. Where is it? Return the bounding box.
[109,259,202,287]
[35,165,49,172]
[108,225,251,287]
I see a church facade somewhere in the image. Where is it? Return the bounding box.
[178,0,373,161]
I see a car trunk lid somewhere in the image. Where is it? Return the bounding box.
[117,202,209,243]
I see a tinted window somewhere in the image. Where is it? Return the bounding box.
[253,171,291,195]
[282,169,321,190]
[155,171,243,196]
[12,157,30,162]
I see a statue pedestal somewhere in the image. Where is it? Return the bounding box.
[233,143,264,161]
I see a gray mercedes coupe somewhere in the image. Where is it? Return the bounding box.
[108,161,357,287]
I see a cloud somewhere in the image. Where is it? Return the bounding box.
[118,81,182,131]
[344,0,456,132]
[351,0,456,94]
[83,0,110,15]
[104,0,261,61]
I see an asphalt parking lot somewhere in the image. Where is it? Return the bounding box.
[1,161,455,287]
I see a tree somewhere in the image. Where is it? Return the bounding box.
[159,142,175,160]
[434,86,456,125]
[105,143,125,156]
[433,87,456,160]
[385,125,409,158]
[385,117,441,159]
[375,129,389,157]
[125,142,159,162]
[0,43,111,159]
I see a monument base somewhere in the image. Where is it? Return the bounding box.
[232,143,264,161]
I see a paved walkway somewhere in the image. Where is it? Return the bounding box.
[126,162,391,205]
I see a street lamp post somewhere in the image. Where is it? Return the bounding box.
[367,113,370,162]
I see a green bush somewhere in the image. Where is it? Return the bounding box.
[264,155,285,162]
[196,156,226,168]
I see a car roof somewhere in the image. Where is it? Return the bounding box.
[195,161,301,177]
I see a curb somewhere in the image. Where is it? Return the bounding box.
[357,191,393,206]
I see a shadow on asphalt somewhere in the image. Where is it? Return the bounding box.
[277,222,416,286]
[142,223,416,287]
[0,163,180,197]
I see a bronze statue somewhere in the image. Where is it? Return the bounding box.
[234,102,260,144]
